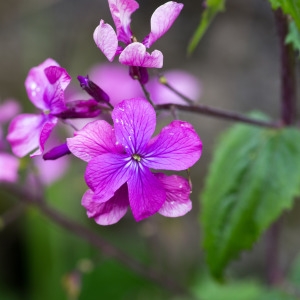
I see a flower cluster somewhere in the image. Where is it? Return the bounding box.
[4,0,203,225]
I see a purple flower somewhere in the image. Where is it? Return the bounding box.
[0,153,19,182]
[7,58,71,157]
[93,0,183,68]
[67,98,202,225]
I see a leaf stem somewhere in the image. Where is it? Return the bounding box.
[156,103,281,128]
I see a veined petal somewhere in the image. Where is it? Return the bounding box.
[144,120,202,171]
[30,116,58,157]
[0,153,19,182]
[143,2,184,48]
[112,98,156,154]
[7,114,54,157]
[93,20,118,62]
[155,173,192,217]
[67,120,123,162]
[43,66,70,114]
[85,153,131,203]
[108,0,139,44]
[127,165,165,221]
[119,42,163,68]
[25,58,60,111]
[82,185,129,225]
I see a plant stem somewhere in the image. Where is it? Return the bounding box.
[156,103,281,128]
[1,183,193,298]
[266,8,297,286]
[275,9,297,126]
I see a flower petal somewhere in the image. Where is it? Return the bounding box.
[67,120,122,162]
[43,66,71,114]
[144,120,202,171]
[108,0,139,44]
[127,165,165,221]
[25,58,60,110]
[93,20,118,62]
[119,42,163,68]
[0,153,19,182]
[30,116,58,157]
[143,2,184,48]
[155,173,192,217]
[7,114,56,157]
[112,98,156,154]
[82,185,129,225]
[84,153,131,203]
[0,99,21,124]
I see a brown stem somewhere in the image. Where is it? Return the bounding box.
[1,183,193,298]
[266,9,297,286]
[0,203,25,230]
[156,103,281,128]
[275,9,297,125]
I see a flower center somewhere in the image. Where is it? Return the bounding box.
[132,154,141,162]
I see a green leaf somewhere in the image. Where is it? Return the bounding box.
[286,20,300,52]
[187,0,225,55]
[268,0,300,31]
[201,116,300,279]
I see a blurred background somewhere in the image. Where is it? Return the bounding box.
[1,0,299,299]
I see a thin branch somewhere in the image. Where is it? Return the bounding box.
[1,183,194,298]
[156,103,281,129]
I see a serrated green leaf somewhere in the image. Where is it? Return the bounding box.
[187,0,225,55]
[286,20,300,52]
[268,0,300,31]
[201,117,300,279]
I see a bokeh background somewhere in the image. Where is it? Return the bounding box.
[1,0,299,299]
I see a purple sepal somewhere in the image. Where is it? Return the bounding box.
[55,99,101,119]
[77,75,110,103]
[129,66,149,84]
[43,143,71,160]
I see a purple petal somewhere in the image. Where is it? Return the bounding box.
[84,153,131,203]
[0,99,21,124]
[43,143,71,160]
[144,120,202,171]
[0,153,19,182]
[77,75,110,103]
[147,70,202,105]
[7,114,56,157]
[112,98,156,154]
[67,120,122,162]
[43,66,70,114]
[119,42,163,68]
[30,117,58,157]
[88,63,143,106]
[108,0,139,44]
[143,2,184,48]
[82,185,129,225]
[25,58,60,111]
[93,20,119,62]
[155,173,192,217]
[55,99,101,119]
[127,166,165,221]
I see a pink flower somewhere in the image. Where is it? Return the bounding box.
[93,0,183,68]
[7,58,71,157]
[67,98,202,225]
[0,100,20,182]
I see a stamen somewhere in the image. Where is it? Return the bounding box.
[132,154,141,162]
